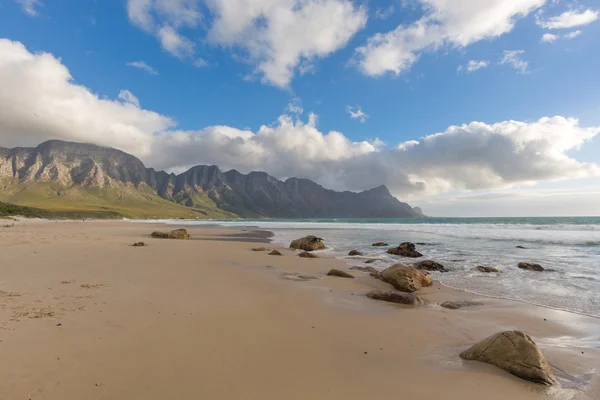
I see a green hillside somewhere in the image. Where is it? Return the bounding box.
[0,182,236,219]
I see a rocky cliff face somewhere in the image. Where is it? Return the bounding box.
[0,140,424,218]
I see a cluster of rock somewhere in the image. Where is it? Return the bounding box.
[386,242,423,258]
[290,235,326,252]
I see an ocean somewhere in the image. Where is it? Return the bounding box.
[149,217,600,317]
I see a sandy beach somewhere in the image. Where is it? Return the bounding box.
[0,220,598,400]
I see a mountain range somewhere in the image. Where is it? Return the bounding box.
[0,140,424,219]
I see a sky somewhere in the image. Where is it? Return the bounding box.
[0,0,599,217]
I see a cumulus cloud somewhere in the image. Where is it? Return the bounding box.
[15,0,42,16]
[500,50,529,74]
[541,33,558,43]
[125,0,367,87]
[355,0,545,76]
[346,106,369,123]
[375,6,395,20]
[564,30,582,39]
[1,39,599,198]
[126,60,159,75]
[458,60,490,72]
[536,8,598,29]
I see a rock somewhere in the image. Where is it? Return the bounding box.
[132,242,147,247]
[378,264,433,292]
[366,290,423,305]
[518,262,544,272]
[290,235,325,251]
[298,251,318,258]
[386,242,423,258]
[516,246,527,249]
[365,259,379,264]
[348,250,362,256]
[327,269,354,279]
[372,242,388,247]
[440,300,483,309]
[414,260,448,272]
[460,331,556,385]
[350,266,379,274]
[476,266,500,273]
[251,247,268,251]
[268,250,283,256]
[151,229,190,239]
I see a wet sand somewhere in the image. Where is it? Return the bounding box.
[0,220,598,399]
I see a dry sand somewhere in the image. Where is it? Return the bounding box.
[0,219,598,400]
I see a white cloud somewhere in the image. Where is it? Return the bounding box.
[118,90,141,108]
[536,8,598,29]
[126,0,367,87]
[286,97,304,115]
[355,0,545,77]
[346,105,369,123]
[564,30,582,39]
[1,39,599,201]
[15,0,42,17]
[541,33,558,43]
[126,60,159,75]
[500,50,529,74]
[458,60,490,72]
[375,6,395,20]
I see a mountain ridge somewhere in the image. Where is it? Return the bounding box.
[0,140,424,219]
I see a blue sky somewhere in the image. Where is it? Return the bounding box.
[0,0,599,216]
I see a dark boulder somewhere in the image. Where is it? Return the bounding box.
[476,266,500,273]
[518,262,544,272]
[366,290,423,305]
[348,250,363,256]
[387,242,423,258]
[268,250,283,256]
[298,251,318,258]
[327,269,354,279]
[372,242,388,247]
[290,235,325,251]
[414,260,448,272]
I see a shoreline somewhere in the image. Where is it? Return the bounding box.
[1,219,599,399]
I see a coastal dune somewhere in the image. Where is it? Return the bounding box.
[0,220,598,399]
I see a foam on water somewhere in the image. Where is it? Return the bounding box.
[139,217,600,317]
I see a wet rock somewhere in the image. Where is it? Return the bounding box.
[460,331,556,385]
[348,250,363,256]
[440,300,483,310]
[378,264,433,292]
[290,235,325,251]
[372,242,388,247]
[518,262,545,272]
[251,247,268,251]
[365,259,379,264]
[268,250,283,256]
[516,246,527,249]
[151,229,190,240]
[132,242,147,247]
[327,269,354,279]
[387,242,423,258]
[414,260,448,272]
[366,290,423,305]
[298,251,318,259]
[476,266,500,273]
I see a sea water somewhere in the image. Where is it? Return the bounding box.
[150,217,600,317]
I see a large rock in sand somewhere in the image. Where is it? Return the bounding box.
[378,264,432,292]
[151,229,190,240]
[298,251,318,258]
[387,242,423,258]
[460,331,556,385]
[366,290,423,305]
[290,235,325,251]
[327,269,354,278]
